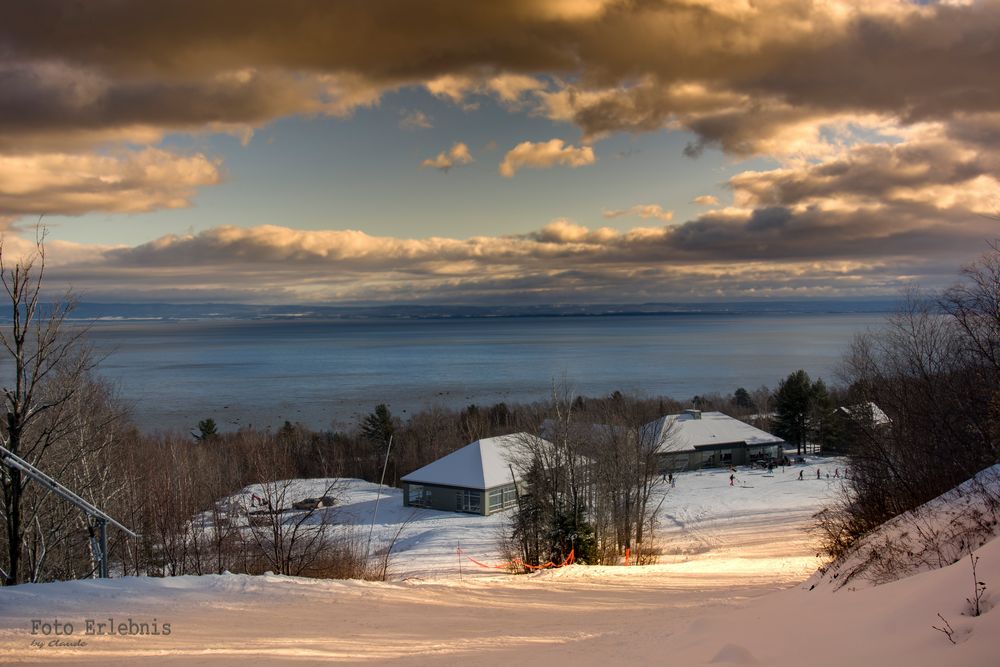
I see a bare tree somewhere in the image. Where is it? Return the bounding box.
[0,238,95,585]
[506,386,670,566]
[941,241,1000,380]
[587,394,668,563]
[241,435,344,576]
[23,376,131,581]
[826,247,1000,559]
[507,383,592,566]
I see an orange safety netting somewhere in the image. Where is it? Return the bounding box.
[464,548,575,571]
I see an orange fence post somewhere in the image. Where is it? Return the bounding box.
[625,547,630,566]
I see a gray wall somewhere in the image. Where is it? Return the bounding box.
[402,481,520,516]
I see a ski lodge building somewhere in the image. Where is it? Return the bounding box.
[401,433,548,516]
[646,409,784,471]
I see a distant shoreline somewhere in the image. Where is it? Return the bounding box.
[47,297,901,324]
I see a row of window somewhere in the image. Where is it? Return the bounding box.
[409,484,518,514]
[487,485,518,512]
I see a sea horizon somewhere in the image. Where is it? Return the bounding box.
[58,298,901,434]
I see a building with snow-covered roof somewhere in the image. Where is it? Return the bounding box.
[645,409,784,470]
[401,433,546,515]
[825,402,891,453]
[836,402,890,427]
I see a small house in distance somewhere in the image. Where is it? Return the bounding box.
[646,409,784,471]
[826,402,891,453]
[401,434,545,516]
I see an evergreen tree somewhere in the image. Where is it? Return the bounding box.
[773,370,813,454]
[361,404,397,482]
[809,378,840,453]
[361,404,395,448]
[550,506,597,565]
[733,387,753,410]
[193,418,219,442]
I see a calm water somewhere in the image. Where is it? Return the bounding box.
[78,312,887,433]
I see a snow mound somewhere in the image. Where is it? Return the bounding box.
[808,464,1000,592]
[709,643,759,664]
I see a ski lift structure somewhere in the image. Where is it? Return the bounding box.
[0,444,138,578]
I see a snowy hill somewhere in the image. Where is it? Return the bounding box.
[4,458,997,665]
[807,463,1000,592]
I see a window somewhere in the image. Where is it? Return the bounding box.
[487,484,518,513]
[409,485,429,507]
[456,490,481,513]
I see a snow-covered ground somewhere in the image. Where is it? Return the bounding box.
[3,457,997,666]
[288,457,845,581]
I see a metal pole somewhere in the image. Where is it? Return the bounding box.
[366,435,393,560]
[0,445,137,537]
[97,519,109,578]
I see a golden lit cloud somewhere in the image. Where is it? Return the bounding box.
[421,142,474,171]
[499,139,595,177]
[0,0,997,303]
[603,204,674,223]
[37,179,995,303]
[0,148,221,216]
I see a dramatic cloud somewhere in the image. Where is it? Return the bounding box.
[727,131,1000,215]
[4,1,995,154]
[603,204,674,223]
[693,195,719,206]
[499,139,595,177]
[0,148,221,216]
[2,0,999,301]
[421,142,474,171]
[0,61,387,152]
[35,178,995,303]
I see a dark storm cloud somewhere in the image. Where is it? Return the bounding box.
[0,1,998,149]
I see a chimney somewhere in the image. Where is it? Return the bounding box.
[684,409,702,420]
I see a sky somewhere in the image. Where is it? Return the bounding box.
[0,0,998,304]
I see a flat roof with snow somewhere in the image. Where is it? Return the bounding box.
[645,410,783,453]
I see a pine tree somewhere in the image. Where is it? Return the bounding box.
[193,418,219,442]
[361,404,397,482]
[809,378,840,453]
[733,387,753,410]
[361,404,394,447]
[773,370,813,454]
